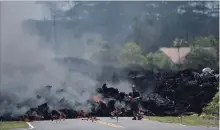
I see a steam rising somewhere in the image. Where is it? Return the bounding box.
[0,1,132,116]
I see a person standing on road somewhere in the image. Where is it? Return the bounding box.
[128,85,141,120]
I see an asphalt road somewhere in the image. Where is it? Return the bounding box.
[26,117,218,130]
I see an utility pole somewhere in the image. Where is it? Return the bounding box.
[174,38,183,70]
[185,32,188,42]
[177,42,181,64]
[51,9,58,54]
[53,14,57,53]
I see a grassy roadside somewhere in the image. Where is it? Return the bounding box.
[0,121,28,130]
[144,115,219,127]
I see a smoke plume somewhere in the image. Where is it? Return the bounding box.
[0,1,132,116]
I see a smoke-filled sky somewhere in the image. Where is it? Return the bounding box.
[0,1,132,116]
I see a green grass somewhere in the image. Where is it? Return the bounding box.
[0,121,28,130]
[144,115,219,127]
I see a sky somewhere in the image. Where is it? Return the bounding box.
[1,1,44,21]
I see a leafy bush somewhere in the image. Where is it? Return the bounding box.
[202,87,219,119]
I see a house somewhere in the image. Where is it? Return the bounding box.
[160,47,191,64]
[160,47,217,64]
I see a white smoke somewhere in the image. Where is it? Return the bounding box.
[0,1,97,116]
[0,1,133,116]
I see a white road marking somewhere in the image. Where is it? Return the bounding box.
[26,122,35,129]
[96,120,125,128]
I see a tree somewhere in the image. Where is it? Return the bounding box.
[26,1,218,56]
[130,1,218,53]
[119,42,173,70]
[90,42,120,66]
[192,35,219,54]
[173,38,189,47]
[144,53,155,70]
[203,86,219,118]
[118,42,145,67]
[36,1,69,20]
[184,36,219,70]
[131,14,161,53]
[145,51,173,70]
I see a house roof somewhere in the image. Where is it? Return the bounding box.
[160,47,217,64]
[160,47,191,64]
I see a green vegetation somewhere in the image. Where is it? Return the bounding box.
[118,42,174,70]
[202,87,219,119]
[0,121,28,130]
[118,35,218,70]
[184,36,219,69]
[30,2,219,71]
[144,115,219,127]
[118,42,146,67]
[29,1,219,55]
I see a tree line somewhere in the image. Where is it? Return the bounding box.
[28,1,219,71]
[35,1,219,52]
